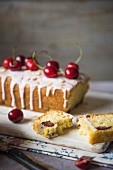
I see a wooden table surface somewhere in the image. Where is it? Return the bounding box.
[0,81,113,170]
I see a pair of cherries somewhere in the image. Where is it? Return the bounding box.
[2,55,39,71]
[3,55,24,71]
[44,61,79,79]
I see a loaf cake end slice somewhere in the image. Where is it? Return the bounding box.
[76,113,113,144]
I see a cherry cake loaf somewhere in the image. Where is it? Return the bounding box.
[76,113,113,144]
[0,67,89,113]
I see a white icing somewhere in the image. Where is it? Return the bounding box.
[19,84,24,108]
[38,86,42,108]
[62,89,67,108]
[0,67,88,110]
[29,84,34,110]
[1,76,6,100]
[63,112,73,119]
[46,86,51,97]
[52,88,56,95]
[83,115,96,131]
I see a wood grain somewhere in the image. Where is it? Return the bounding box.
[0,0,113,80]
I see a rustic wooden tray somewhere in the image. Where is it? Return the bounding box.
[0,91,113,153]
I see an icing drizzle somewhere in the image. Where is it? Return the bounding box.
[83,115,97,131]
[0,67,88,110]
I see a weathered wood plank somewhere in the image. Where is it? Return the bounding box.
[0,1,113,80]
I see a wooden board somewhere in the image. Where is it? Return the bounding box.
[0,90,113,153]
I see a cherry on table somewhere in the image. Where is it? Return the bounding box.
[2,57,13,69]
[8,108,24,123]
[25,58,39,71]
[65,67,79,79]
[75,156,92,169]
[9,60,22,71]
[44,66,58,78]
[46,60,59,70]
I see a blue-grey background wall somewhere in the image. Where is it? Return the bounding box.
[0,0,113,80]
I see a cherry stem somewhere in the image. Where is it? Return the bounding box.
[74,43,83,64]
[32,51,44,70]
[32,50,53,70]
[12,48,15,61]
[39,50,52,61]
[12,45,18,61]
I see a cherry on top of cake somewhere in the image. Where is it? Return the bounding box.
[0,47,88,111]
[2,45,83,80]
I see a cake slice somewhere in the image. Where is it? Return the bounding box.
[33,109,73,138]
[76,113,113,144]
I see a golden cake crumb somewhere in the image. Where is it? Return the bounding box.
[33,109,73,138]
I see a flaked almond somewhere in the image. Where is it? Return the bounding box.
[47,82,53,86]
[33,78,38,81]
[0,68,5,73]
[59,78,65,83]
[36,70,42,76]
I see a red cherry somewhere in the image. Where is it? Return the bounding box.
[65,67,79,79]
[15,55,25,66]
[75,156,92,169]
[8,108,24,123]
[9,60,22,71]
[25,57,32,64]
[25,58,38,71]
[44,66,58,78]
[66,62,79,70]
[46,60,59,70]
[2,57,13,69]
